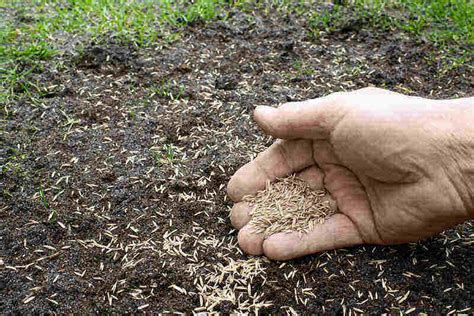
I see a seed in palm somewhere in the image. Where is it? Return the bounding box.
[243,175,338,238]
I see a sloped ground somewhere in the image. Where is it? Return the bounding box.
[1,6,473,314]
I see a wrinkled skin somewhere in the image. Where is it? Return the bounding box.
[227,87,474,260]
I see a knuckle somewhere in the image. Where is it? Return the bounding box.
[329,91,347,99]
[327,91,350,107]
[358,86,382,94]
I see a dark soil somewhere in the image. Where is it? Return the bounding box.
[1,9,473,314]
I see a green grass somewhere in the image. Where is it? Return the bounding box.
[3,0,225,46]
[1,0,472,104]
[151,144,178,166]
[305,0,473,74]
[150,80,186,101]
[1,0,226,103]
[308,0,473,46]
[292,59,316,76]
[38,187,50,209]
[0,146,29,185]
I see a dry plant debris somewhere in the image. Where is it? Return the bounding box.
[189,257,272,312]
[244,175,337,237]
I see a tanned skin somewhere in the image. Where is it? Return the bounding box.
[227,87,473,260]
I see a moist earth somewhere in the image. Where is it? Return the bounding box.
[1,8,473,314]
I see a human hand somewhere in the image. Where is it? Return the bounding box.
[227,87,473,260]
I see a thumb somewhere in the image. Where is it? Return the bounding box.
[253,93,345,140]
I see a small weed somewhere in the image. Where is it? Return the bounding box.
[151,150,160,165]
[58,110,81,140]
[303,68,315,76]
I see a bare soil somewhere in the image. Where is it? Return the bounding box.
[1,8,473,314]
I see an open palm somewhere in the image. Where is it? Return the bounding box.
[227,88,473,260]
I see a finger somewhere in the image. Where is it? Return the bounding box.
[320,194,338,211]
[230,202,253,229]
[253,93,346,140]
[312,139,342,167]
[238,225,265,256]
[352,87,400,96]
[262,214,363,260]
[296,165,324,191]
[227,139,313,202]
[312,140,382,244]
[323,164,381,244]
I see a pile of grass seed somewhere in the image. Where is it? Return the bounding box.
[243,175,337,238]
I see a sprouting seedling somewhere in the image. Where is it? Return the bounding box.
[38,188,58,222]
[151,144,178,166]
[292,59,303,72]
[164,144,175,162]
[39,187,49,209]
[151,80,185,101]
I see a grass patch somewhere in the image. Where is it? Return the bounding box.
[3,0,226,46]
[305,0,473,74]
[1,0,472,104]
[308,0,473,46]
[1,0,227,103]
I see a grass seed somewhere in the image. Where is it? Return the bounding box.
[243,175,337,238]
